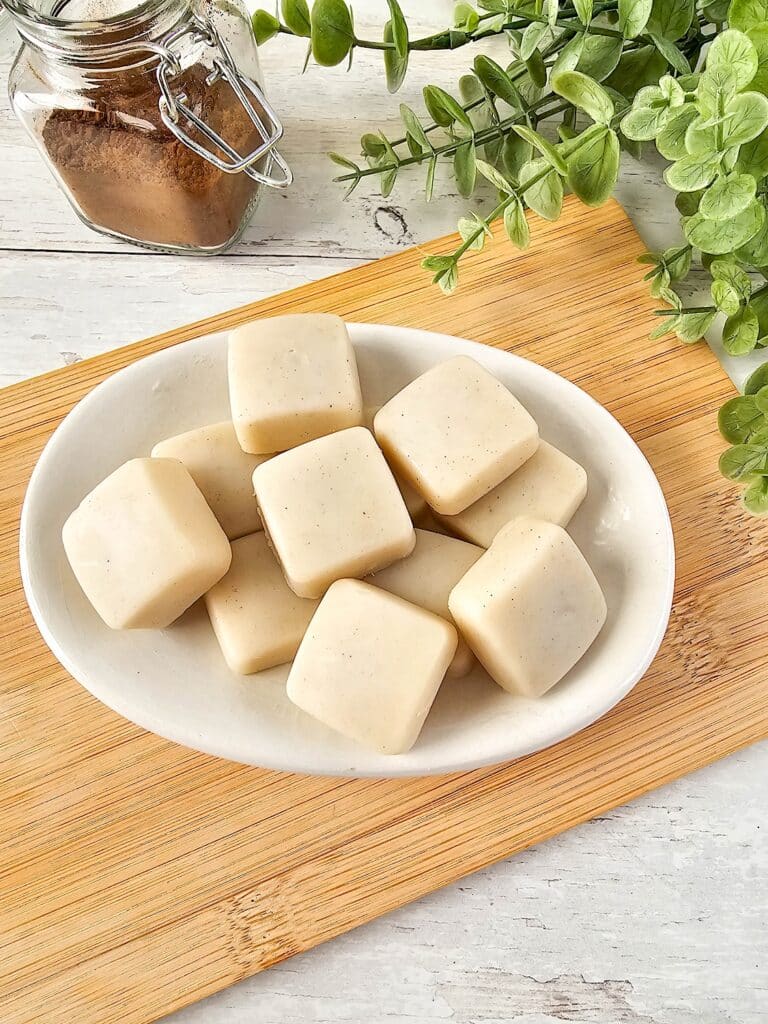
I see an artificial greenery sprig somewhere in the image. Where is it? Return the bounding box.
[253,0,768,517]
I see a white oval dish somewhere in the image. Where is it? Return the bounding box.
[20,323,674,778]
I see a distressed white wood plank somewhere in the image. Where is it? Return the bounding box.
[0,252,359,375]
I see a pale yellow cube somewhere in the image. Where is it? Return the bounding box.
[364,406,427,520]
[62,458,231,629]
[204,532,318,674]
[228,313,363,453]
[449,518,606,698]
[287,579,458,754]
[374,356,539,515]
[152,421,270,540]
[368,528,483,677]
[253,427,415,599]
[438,441,588,547]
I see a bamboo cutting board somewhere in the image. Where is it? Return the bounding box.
[2,197,767,1024]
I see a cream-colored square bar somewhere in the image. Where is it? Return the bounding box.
[228,313,363,454]
[438,441,588,547]
[364,406,427,520]
[204,532,318,675]
[253,427,415,599]
[449,518,606,698]
[373,356,539,515]
[287,579,457,754]
[368,528,483,677]
[151,421,270,540]
[62,458,231,629]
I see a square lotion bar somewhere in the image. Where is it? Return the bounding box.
[152,421,269,540]
[449,518,606,697]
[62,458,231,629]
[253,427,415,599]
[368,528,483,677]
[438,440,587,547]
[204,532,318,674]
[374,356,539,515]
[287,579,457,754]
[228,313,363,453]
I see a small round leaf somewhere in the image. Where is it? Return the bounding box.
[310,0,354,66]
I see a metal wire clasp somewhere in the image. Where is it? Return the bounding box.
[155,14,292,189]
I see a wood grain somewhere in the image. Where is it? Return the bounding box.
[1,197,765,1024]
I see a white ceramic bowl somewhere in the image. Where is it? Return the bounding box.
[20,324,674,777]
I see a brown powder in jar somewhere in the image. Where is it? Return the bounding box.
[41,63,266,249]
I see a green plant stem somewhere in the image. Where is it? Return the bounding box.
[654,282,768,316]
[334,99,570,185]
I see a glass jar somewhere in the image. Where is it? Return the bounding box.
[5,0,291,254]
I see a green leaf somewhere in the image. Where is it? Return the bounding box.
[252,9,280,44]
[697,66,739,120]
[664,153,720,192]
[421,255,459,293]
[567,127,620,205]
[662,247,691,281]
[423,85,473,132]
[454,141,477,197]
[552,33,585,76]
[400,104,430,153]
[743,476,768,514]
[525,49,547,89]
[755,385,768,414]
[328,151,359,171]
[747,25,768,96]
[474,55,523,108]
[310,0,354,66]
[706,29,758,90]
[745,362,768,394]
[700,174,757,221]
[711,258,752,299]
[621,104,669,141]
[281,0,311,36]
[548,0,559,29]
[385,0,408,58]
[646,0,694,40]
[674,310,716,342]
[521,21,550,60]
[703,0,730,21]
[712,279,742,315]
[383,20,408,92]
[575,34,624,82]
[458,214,490,251]
[573,0,593,23]
[511,126,568,174]
[676,189,704,216]
[454,1,480,32]
[656,107,699,160]
[476,158,515,192]
[552,71,614,124]
[718,395,766,442]
[618,0,652,38]
[719,443,768,479]
[723,304,761,354]
[361,133,387,159]
[521,157,564,220]
[723,92,768,147]
[648,32,691,75]
[502,134,533,180]
[425,156,437,201]
[605,46,668,99]
[686,201,766,253]
[729,0,768,32]
[503,197,530,248]
[736,205,768,263]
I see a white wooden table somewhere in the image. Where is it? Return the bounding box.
[1,3,766,1021]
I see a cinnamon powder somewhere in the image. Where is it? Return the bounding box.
[41,63,265,249]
